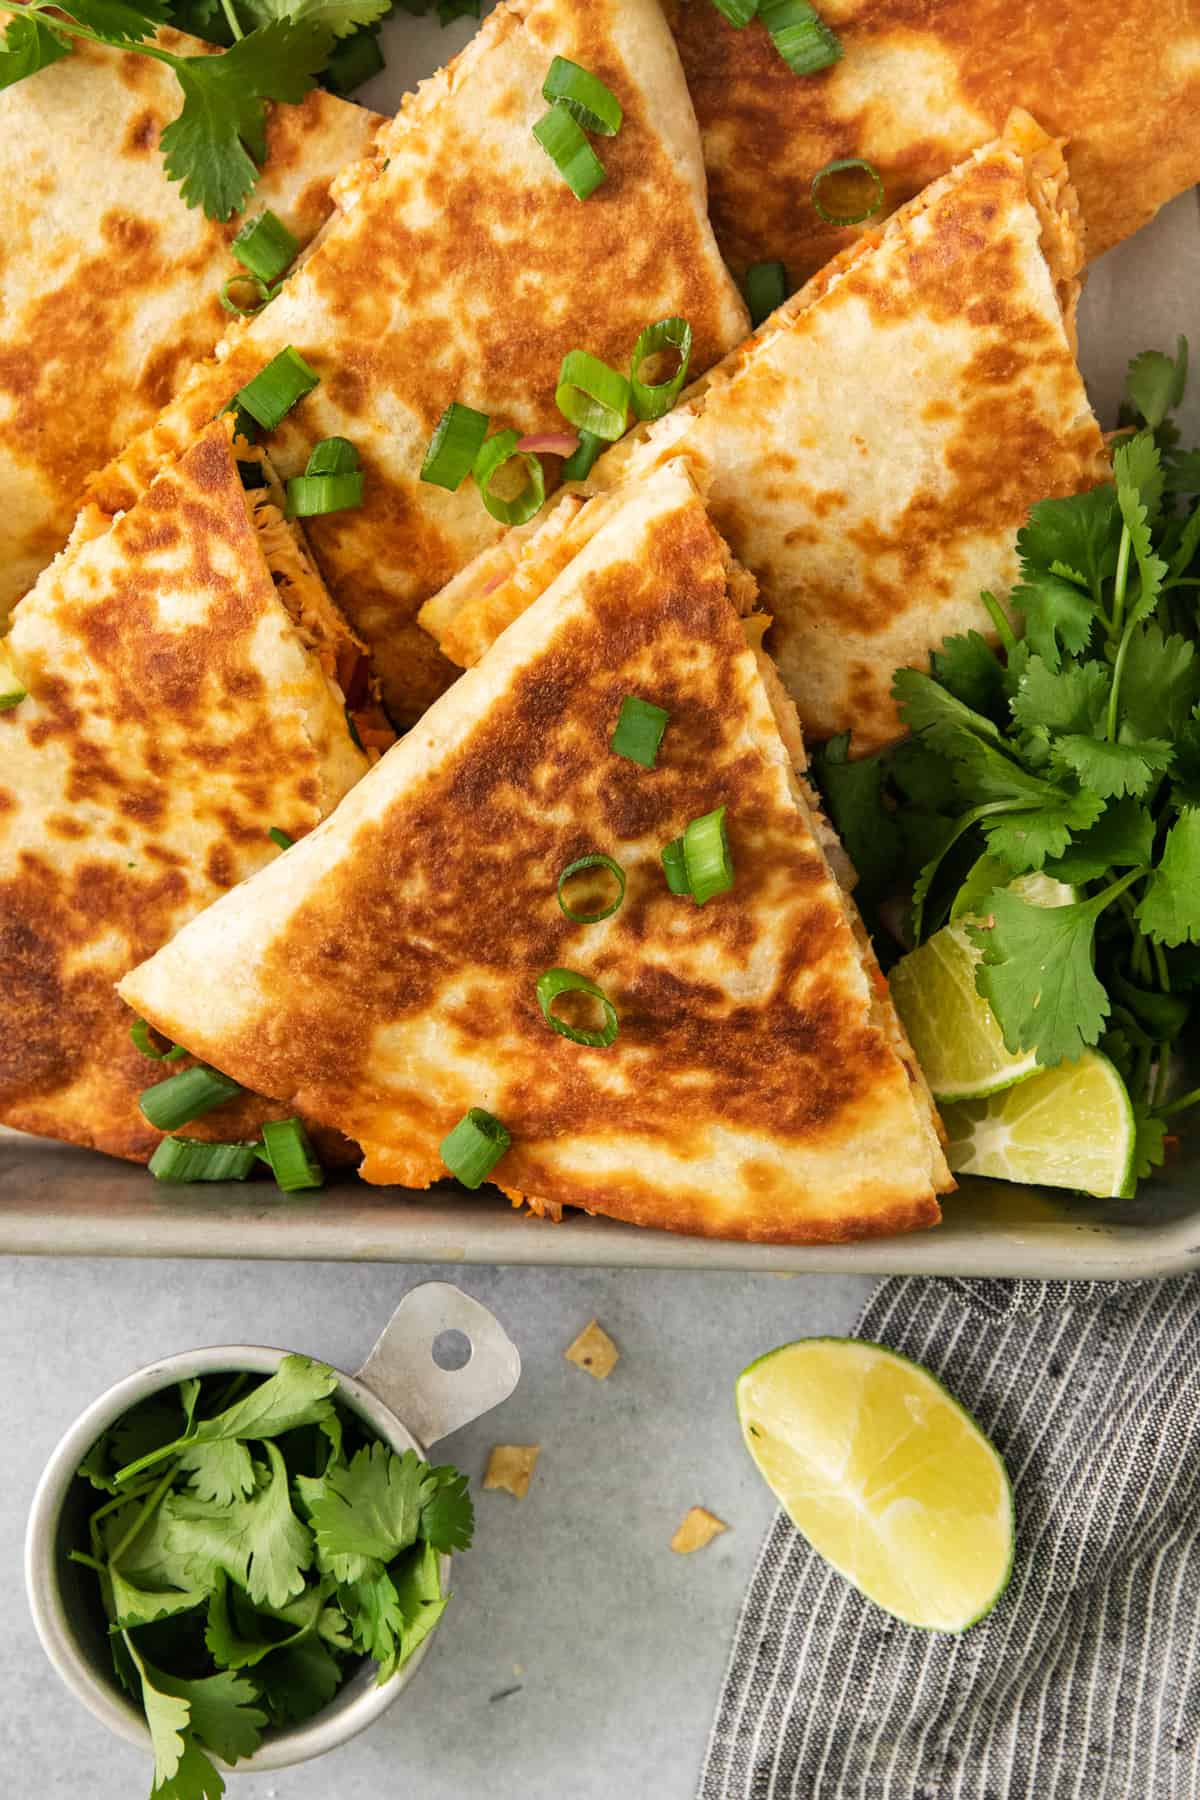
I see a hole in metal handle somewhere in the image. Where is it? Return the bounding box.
[432,1328,473,1372]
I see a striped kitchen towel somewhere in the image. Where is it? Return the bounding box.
[700,1274,1200,1800]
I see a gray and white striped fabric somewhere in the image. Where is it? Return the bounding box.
[700,1275,1200,1800]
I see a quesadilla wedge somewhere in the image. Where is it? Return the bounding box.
[665,0,1200,280]
[422,113,1109,754]
[0,419,374,1161]
[119,460,951,1244]
[0,19,381,620]
[87,0,749,725]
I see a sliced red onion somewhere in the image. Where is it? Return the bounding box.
[515,431,579,457]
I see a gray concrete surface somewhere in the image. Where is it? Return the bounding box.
[2,1257,872,1799]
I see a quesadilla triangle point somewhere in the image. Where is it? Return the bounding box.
[0,23,381,622]
[664,0,1200,281]
[119,459,953,1245]
[0,418,375,1163]
[421,112,1109,757]
[86,0,750,727]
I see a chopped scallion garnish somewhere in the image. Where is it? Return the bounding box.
[744,261,788,328]
[322,27,385,96]
[610,695,669,768]
[556,349,630,442]
[232,210,300,285]
[708,0,759,22]
[285,472,364,518]
[260,1117,324,1192]
[0,683,26,712]
[630,316,692,422]
[759,0,842,74]
[220,275,273,318]
[149,1138,260,1183]
[439,1107,511,1190]
[810,156,885,225]
[683,806,735,905]
[536,968,620,1049]
[222,399,260,445]
[235,347,319,432]
[473,430,546,527]
[556,853,626,923]
[268,826,294,850]
[130,1018,188,1063]
[421,402,490,493]
[305,436,359,477]
[140,1065,242,1132]
[661,838,691,895]
[532,105,606,201]
[561,429,604,484]
[542,56,622,135]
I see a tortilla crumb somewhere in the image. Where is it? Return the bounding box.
[484,1444,540,1499]
[564,1318,620,1380]
[671,1507,729,1554]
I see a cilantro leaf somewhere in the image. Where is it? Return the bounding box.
[1108,969,1190,1044]
[166,1443,312,1608]
[255,1637,342,1727]
[1009,655,1109,738]
[343,1567,407,1677]
[1010,569,1097,672]
[202,1569,320,1669]
[109,1566,208,1631]
[1120,625,1200,741]
[79,1434,118,1494]
[126,1637,192,1790]
[1016,485,1119,600]
[307,1442,424,1564]
[930,630,1006,718]
[969,887,1115,1066]
[892,667,1003,747]
[420,1466,475,1553]
[1125,338,1188,431]
[0,11,69,89]
[150,1666,267,1765]
[1049,733,1174,799]
[1043,797,1154,883]
[62,0,171,42]
[888,737,958,813]
[1166,450,1200,496]
[239,0,390,37]
[391,1542,448,1662]
[981,787,1104,874]
[115,1354,338,1483]
[153,1739,226,1800]
[179,1439,256,1506]
[1114,430,1165,528]
[1133,1103,1168,1181]
[112,1397,187,1474]
[810,733,900,905]
[161,21,334,221]
[1136,808,1200,946]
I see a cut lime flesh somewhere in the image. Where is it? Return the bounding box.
[737,1338,1013,1632]
[941,1048,1135,1199]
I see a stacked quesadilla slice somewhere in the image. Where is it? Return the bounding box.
[119,461,952,1243]
[0,420,374,1160]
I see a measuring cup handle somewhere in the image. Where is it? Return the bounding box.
[354,1282,520,1450]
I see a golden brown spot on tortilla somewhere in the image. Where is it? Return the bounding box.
[122,108,160,155]
[206,843,236,890]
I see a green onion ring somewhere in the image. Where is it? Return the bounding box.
[630,316,692,422]
[810,157,885,226]
[130,1018,188,1062]
[440,1107,511,1189]
[555,349,631,441]
[542,56,623,135]
[473,430,546,527]
[556,853,626,923]
[220,275,273,318]
[536,967,620,1048]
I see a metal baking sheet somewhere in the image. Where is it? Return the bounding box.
[4,21,1199,1275]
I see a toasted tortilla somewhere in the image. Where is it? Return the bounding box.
[422,115,1108,754]
[0,421,370,1161]
[665,0,1200,280]
[0,20,380,619]
[88,0,749,724]
[119,460,951,1243]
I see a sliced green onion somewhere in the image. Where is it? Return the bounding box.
[630,316,692,422]
[683,805,735,905]
[232,210,299,285]
[0,683,26,712]
[532,105,606,202]
[759,0,842,74]
[305,436,359,477]
[661,838,691,895]
[130,1018,188,1063]
[473,430,546,527]
[149,1138,260,1183]
[610,694,669,768]
[260,1117,324,1192]
[221,399,260,446]
[744,261,787,328]
[536,968,619,1049]
[439,1107,511,1190]
[268,826,293,850]
[709,0,759,22]
[556,853,626,923]
[542,56,622,135]
[346,707,364,750]
[322,27,385,96]
[556,349,630,442]
[561,430,604,484]
[421,402,490,492]
[285,471,365,518]
[140,1065,242,1132]
[220,275,273,318]
[237,459,267,489]
[235,347,319,432]
[810,156,885,225]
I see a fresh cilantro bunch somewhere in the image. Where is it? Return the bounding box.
[0,0,392,219]
[814,338,1200,1190]
[71,1355,473,1799]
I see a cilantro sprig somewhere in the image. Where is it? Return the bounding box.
[813,338,1200,1193]
[70,1355,474,1799]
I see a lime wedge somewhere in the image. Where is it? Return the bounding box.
[890,871,1075,1101]
[941,1048,1135,1198]
[737,1338,1013,1632]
